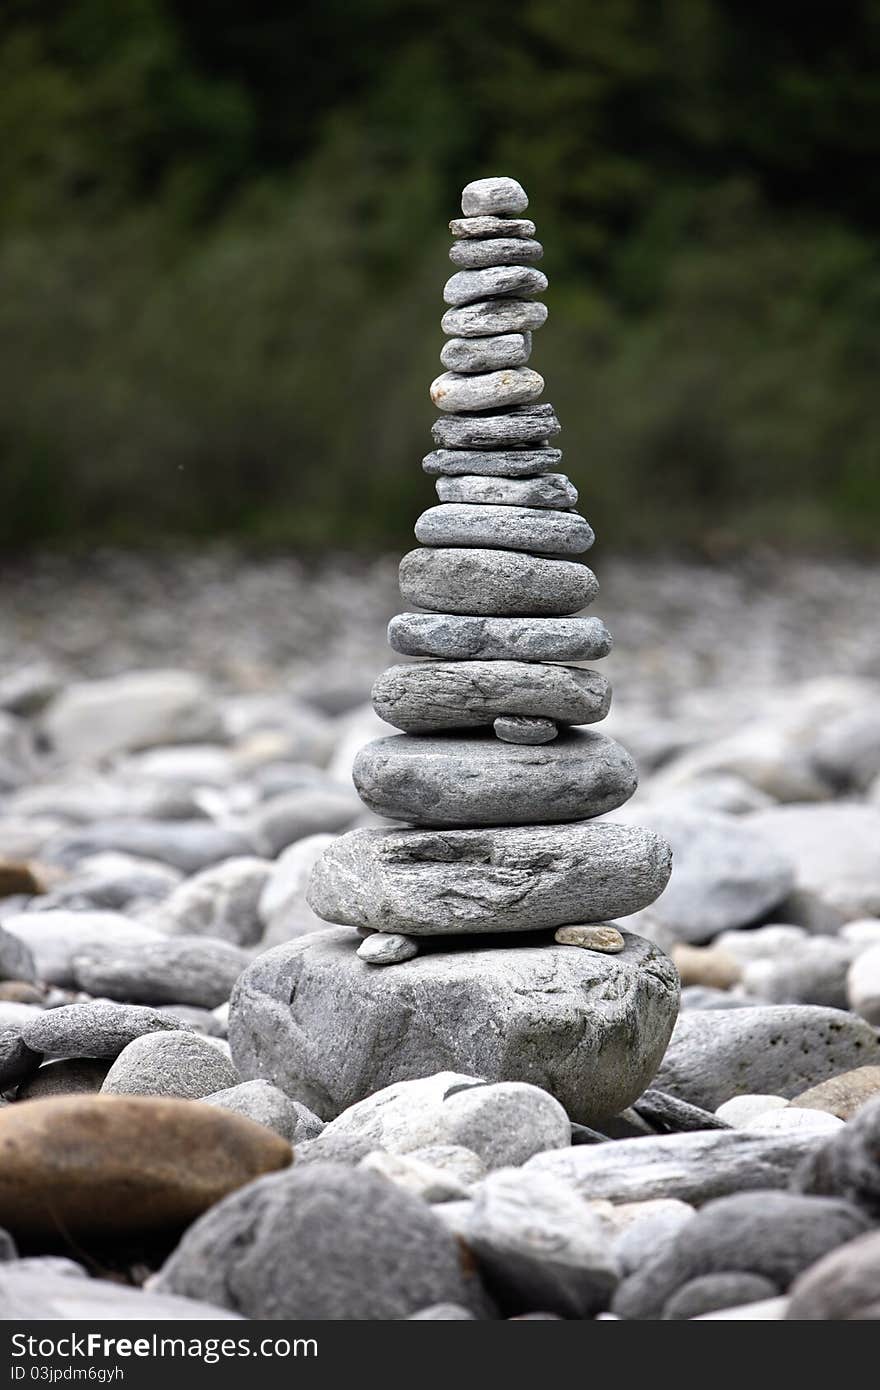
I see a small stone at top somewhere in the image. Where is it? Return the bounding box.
[461,177,529,217]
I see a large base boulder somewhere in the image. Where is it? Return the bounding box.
[228,927,680,1125]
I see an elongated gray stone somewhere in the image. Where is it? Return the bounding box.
[449,237,543,269]
[371,662,610,733]
[21,1001,188,1061]
[436,473,578,509]
[351,729,637,827]
[388,613,612,662]
[430,368,543,414]
[414,503,593,555]
[441,300,548,338]
[494,715,557,744]
[450,216,535,239]
[461,177,528,217]
[306,822,671,935]
[356,933,419,966]
[399,548,596,616]
[441,333,531,374]
[432,404,559,449]
[444,266,547,307]
[423,447,561,478]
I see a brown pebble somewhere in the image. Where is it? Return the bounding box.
[0,859,44,898]
[0,981,45,1004]
[789,1065,880,1121]
[554,925,625,953]
[670,943,743,990]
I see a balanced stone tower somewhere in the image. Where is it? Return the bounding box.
[229,178,680,1126]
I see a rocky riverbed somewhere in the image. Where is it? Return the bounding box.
[1,547,880,1320]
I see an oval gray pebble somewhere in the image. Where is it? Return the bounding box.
[461,177,529,217]
[494,715,558,745]
[388,613,612,663]
[371,661,610,733]
[449,238,543,269]
[436,474,578,509]
[414,503,593,555]
[443,266,547,307]
[429,368,543,414]
[441,300,548,338]
[356,934,419,966]
[449,216,536,239]
[432,404,559,450]
[399,548,597,617]
[440,333,531,374]
[423,448,561,478]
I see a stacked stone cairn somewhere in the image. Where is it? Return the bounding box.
[235,179,681,1127]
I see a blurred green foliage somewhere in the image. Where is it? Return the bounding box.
[2,0,880,551]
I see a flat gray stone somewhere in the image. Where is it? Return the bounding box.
[371,661,610,733]
[102,1030,238,1099]
[399,548,596,617]
[0,925,36,984]
[414,503,593,555]
[202,1079,323,1143]
[441,332,531,373]
[153,1163,492,1319]
[21,1001,188,1060]
[423,447,561,477]
[388,612,612,662]
[786,1229,880,1320]
[356,932,418,965]
[147,856,271,946]
[243,785,359,857]
[494,715,557,744]
[430,367,543,413]
[449,237,543,269]
[1,911,162,988]
[228,927,680,1125]
[461,177,528,217]
[441,299,548,338]
[44,819,252,874]
[431,403,559,448]
[436,473,577,508]
[308,822,670,935]
[409,1303,477,1319]
[71,936,249,1008]
[17,1058,110,1099]
[352,729,637,826]
[663,1272,778,1320]
[0,1267,245,1320]
[654,1006,880,1111]
[444,265,547,307]
[0,1030,41,1088]
[450,215,535,239]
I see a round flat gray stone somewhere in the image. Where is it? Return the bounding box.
[441,300,548,339]
[352,729,638,827]
[371,661,610,733]
[461,177,528,217]
[443,265,547,307]
[494,715,557,744]
[101,1030,238,1100]
[423,447,561,477]
[441,332,531,374]
[388,612,612,662]
[449,237,543,269]
[450,215,535,239]
[414,503,593,555]
[430,368,543,414]
[399,548,597,617]
[356,933,419,965]
[229,927,680,1124]
[436,473,578,509]
[306,821,672,935]
[432,403,559,449]
[21,1001,188,1061]
[71,936,249,1009]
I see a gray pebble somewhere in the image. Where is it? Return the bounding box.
[202,1079,323,1143]
[441,299,548,339]
[1,911,162,990]
[450,215,535,239]
[436,472,577,508]
[243,786,358,858]
[429,368,543,414]
[414,503,593,555]
[71,936,249,1009]
[786,1228,880,1320]
[159,1004,227,1037]
[632,1089,732,1134]
[0,1030,41,1089]
[21,1001,188,1061]
[356,933,419,965]
[423,447,561,477]
[494,715,557,744]
[388,612,612,663]
[44,819,253,875]
[147,856,272,947]
[352,729,637,827]
[372,661,610,733]
[18,1058,111,1099]
[663,1272,780,1320]
[432,403,559,449]
[449,237,543,269]
[399,547,596,617]
[440,332,531,374]
[102,1029,238,1099]
[461,177,528,217]
[409,1303,477,1320]
[443,265,547,307]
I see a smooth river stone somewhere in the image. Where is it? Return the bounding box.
[399,548,596,617]
[414,503,593,555]
[441,299,548,338]
[307,822,671,935]
[494,715,557,744]
[388,613,612,663]
[450,216,536,239]
[351,729,638,827]
[432,404,559,449]
[461,177,528,217]
[449,237,543,269]
[430,368,543,414]
[441,333,531,374]
[371,662,610,733]
[443,265,547,307]
[436,473,578,509]
[423,447,561,478]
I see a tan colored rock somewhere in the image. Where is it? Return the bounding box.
[788,1066,880,1121]
[0,859,44,897]
[554,925,625,954]
[0,1094,291,1239]
[0,981,44,1004]
[670,943,743,990]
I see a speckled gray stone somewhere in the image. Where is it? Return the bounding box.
[101,1030,238,1099]
[0,1030,41,1089]
[443,265,547,307]
[423,447,561,477]
[352,729,637,826]
[228,927,679,1124]
[461,177,528,217]
[388,613,612,663]
[307,822,671,935]
[356,933,419,965]
[441,299,548,339]
[414,503,593,555]
[432,403,559,448]
[449,237,543,269]
[399,548,596,617]
[430,368,543,414]
[450,216,535,239]
[71,936,249,1009]
[436,473,578,509]
[371,661,610,733]
[21,1001,187,1060]
[202,1079,322,1143]
[494,715,557,744]
[441,333,531,374]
